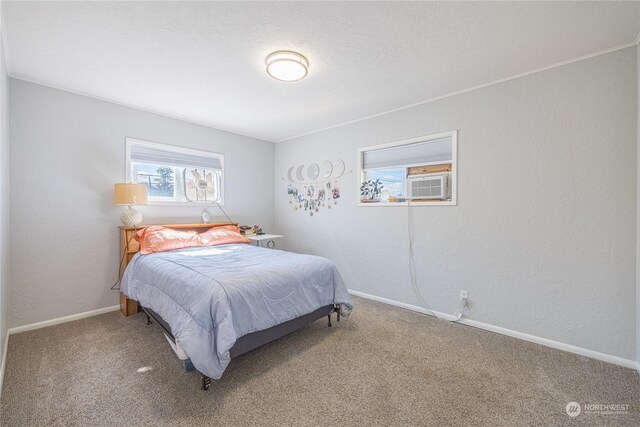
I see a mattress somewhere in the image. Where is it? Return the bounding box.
[121,244,352,379]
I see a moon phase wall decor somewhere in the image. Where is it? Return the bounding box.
[284,159,350,216]
[296,165,305,181]
[284,159,348,185]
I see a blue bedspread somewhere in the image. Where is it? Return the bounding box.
[121,244,352,379]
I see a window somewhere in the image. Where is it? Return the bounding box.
[126,138,224,205]
[365,168,407,199]
[357,131,457,206]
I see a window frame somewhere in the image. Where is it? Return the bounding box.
[125,137,225,206]
[356,130,457,207]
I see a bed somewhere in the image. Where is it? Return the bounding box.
[118,223,353,390]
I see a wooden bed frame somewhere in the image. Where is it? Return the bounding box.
[118,222,340,390]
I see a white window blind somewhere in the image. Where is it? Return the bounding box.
[362,136,453,170]
[129,142,222,170]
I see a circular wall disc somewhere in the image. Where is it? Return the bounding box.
[307,163,320,180]
[322,160,333,179]
[334,159,346,178]
[296,165,305,181]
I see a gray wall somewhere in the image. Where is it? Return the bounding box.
[0,26,9,372]
[8,79,274,328]
[275,47,638,361]
[637,44,640,368]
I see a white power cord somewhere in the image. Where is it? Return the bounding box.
[407,198,465,322]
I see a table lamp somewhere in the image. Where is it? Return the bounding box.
[114,183,148,226]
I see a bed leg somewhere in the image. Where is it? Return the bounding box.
[336,306,341,322]
[145,313,152,325]
[201,374,211,391]
[327,313,332,327]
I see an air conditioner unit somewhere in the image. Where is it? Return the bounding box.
[407,173,450,200]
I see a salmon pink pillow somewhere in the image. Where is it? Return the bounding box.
[135,226,201,255]
[199,225,250,246]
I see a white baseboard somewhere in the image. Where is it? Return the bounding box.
[7,305,120,335]
[0,331,8,397]
[348,289,640,372]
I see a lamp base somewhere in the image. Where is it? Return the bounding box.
[120,206,143,226]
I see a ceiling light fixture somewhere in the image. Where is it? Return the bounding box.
[266,50,309,82]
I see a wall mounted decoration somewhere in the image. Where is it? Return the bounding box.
[322,160,333,179]
[283,159,351,216]
[307,163,320,180]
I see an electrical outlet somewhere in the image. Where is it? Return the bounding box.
[460,290,469,302]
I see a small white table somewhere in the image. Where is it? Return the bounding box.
[247,234,283,248]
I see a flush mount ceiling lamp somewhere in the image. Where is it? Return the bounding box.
[266,50,309,82]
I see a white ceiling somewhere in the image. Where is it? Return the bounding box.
[3,1,639,142]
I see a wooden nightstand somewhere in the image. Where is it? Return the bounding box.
[247,234,283,248]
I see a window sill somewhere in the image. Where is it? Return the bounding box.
[357,200,456,207]
[146,200,224,207]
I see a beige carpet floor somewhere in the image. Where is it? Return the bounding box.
[1,296,639,426]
